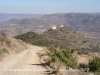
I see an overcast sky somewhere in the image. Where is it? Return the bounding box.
[0,0,100,14]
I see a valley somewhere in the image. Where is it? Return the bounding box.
[0,13,100,42]
[0,13,100,75]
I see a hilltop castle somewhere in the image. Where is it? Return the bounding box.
[51,25,64,30]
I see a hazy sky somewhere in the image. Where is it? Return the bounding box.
[0,0,100,14]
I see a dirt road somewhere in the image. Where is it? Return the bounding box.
[0,46,48,75]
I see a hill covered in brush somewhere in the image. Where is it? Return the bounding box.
[43,26,100,52]
[15,26,100,52]
[15,32,53,47]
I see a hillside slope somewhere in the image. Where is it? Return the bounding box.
[15,26,100,52]
[15,32,53,47]
[43,26,100,52]
[0,31,27,60]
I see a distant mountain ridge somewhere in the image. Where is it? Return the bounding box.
[0,13,100,41]
[0,13,42,22]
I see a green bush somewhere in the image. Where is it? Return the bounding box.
[3,48,8,53]
[48,47,77,68]
[89,57,100,72]
[79,63,88,68]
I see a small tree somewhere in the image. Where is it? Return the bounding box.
[89,57,100,72]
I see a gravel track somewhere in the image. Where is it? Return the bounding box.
[0,46,48,75]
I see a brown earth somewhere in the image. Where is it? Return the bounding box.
[0,45,48,75]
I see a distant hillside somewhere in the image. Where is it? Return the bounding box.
[15,32,53,47]
[0,13,100,41]
[0,31,27,60]
[42,26,100,52]
[0,13,42,22]
[15,26,100,52]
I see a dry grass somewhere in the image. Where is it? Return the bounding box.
[0,31,27,60]
[74,51,100,67]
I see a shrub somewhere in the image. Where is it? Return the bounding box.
[1,48,8,54]
[6,40,11,47]
[79,63,88,68]
[89,57,100,72]
[0,31,7,42]
[77,51,88,55]
[47,47,77,69]
[0,30,7,38]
